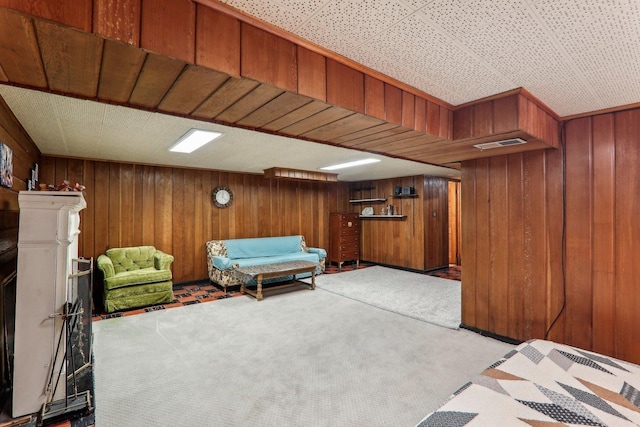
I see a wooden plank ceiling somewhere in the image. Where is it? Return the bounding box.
[0,7,558,168]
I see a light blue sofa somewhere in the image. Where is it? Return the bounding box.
[205,235,326,291]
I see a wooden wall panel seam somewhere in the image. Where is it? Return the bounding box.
[590,113,616,356]
[612,109,640,361]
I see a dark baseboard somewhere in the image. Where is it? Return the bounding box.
[359,260,451,275]
[172,278,210,288]
[459,323,523,345]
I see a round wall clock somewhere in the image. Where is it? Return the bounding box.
[212,186,233,208]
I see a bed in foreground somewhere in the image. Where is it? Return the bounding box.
[417,339,640,426]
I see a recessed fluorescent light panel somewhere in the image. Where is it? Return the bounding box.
[320,158,380,171]
[169,129,223,153]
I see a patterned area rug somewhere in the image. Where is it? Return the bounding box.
[428,264,461,281]
[92,283,244,321]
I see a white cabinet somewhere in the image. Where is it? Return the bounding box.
[12,191,86,417]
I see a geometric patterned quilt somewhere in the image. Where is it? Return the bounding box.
[417,339,640,426]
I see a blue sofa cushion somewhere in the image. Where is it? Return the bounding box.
[234,252,320,268]
[212,256,235,270]
[225,236,304,259]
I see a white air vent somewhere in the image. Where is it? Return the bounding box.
[473,138,527,150]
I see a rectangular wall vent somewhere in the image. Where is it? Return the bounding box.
[473,138,527,150]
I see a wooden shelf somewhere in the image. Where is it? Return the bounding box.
[360,215,407,219]
[392,194,418,198]
[349,198,386,203]
[264,167,338,182]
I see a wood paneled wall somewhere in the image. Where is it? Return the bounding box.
[351,177,424,270]
[0,97,40,201]
[448,181,461,265]
[0,97,40,274]
[349,175,448,271]
[429,92,561,164]
[461,151,562,342]
[40,156,348,285]
[461,107,640,364]
[423,176,449,269]
[0,94,40,396]
[453,93,559,147]
[38,160,451,285]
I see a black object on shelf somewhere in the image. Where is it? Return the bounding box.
[394,186,415,196]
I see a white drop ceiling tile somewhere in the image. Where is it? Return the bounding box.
[397,0,436,11]
[311,0,413,45]
[423,0,520,36]
[363,14,514,104]
[224,0,272,14]
[295,20,364,60]
[101,106,152,137]
[95,108,152,159]
[583,65,640,111]
[532,0,640,113]
[419,0,600,114]
[51,96,104,158]
[0,86,67,155]
[51,97,104,132]
[273,0,331,19]
[224,0,306,30]
[420,0,547,68]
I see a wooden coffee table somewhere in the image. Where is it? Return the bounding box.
[234,260,318,301]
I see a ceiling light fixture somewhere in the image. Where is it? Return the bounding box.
[169,129,223,153]
[320,158,380,171]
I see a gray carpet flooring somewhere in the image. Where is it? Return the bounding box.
[93,287,513,427]
[302,266,461,329]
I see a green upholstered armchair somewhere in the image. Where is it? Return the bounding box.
[97,246,174,313]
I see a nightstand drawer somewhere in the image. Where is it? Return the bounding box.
[339,243,358,252]
[339,227,359,236]
[339,234,359,244]
[338,214,359,221]
[339,250,359,260]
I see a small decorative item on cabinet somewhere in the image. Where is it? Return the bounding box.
[36,180,86,192]
[329,213,360,271]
